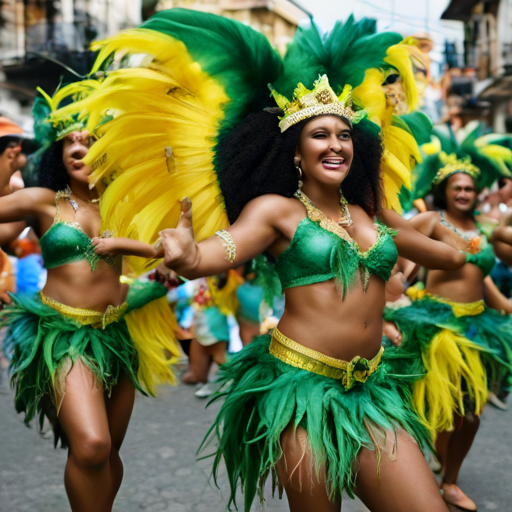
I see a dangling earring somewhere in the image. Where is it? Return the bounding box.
[294,157,303,189]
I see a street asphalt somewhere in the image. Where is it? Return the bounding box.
[0,371,510,512]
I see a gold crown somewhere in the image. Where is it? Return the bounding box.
[433,153,480,185]
[270,75,367,132]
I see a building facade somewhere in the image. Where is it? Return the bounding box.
[442,0,512,131]
[0,0,308,132]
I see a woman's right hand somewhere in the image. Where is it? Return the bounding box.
[160,197,199,271]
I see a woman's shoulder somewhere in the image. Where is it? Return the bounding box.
[243,194,300,216]
[20,187,58,204]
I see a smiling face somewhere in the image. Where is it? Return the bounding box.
[445,172,478,214]
[61,130,93,185]
[295,115,354,188]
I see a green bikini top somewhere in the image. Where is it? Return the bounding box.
[439,212,495,277]
[39,188,114,271]
[275,191,398,296]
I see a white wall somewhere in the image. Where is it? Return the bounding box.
[298,0,464,77]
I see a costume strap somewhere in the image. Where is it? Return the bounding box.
[269,326,383,388]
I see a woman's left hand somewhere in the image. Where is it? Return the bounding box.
[91,237,119,256]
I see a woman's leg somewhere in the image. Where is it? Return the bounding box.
[205,341,227,366]
[57,359,113,512]
[105,374,135,503]
[237,318,261,346]
[435,430,452,473]
[181,338,211,384]
[355,430,449,512]
[276,425,341,512]
[440,412,480,510]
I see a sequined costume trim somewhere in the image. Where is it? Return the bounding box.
[40,292,128,329]
[269,326,383,388]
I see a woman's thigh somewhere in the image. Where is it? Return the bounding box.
[355,429,448,512]
[276,424,341,512]
[57,359,111,463]
[105,374,135,451]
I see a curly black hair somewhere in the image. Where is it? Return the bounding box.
[37,139,70,191]
[215,110,384,223]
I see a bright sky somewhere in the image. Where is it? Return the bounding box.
[297,0,463,72]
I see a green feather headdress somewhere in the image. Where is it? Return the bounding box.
[34,81,100,147]
[21,81,100,186]
[410,122,512,200]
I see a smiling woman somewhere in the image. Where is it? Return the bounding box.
[215,109,383,225]
[0,84,180,512]
[433,172,478,212]
[60,9,474,511]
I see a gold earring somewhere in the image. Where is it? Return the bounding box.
[294,157,303,188]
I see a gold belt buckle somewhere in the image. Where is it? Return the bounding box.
[344,356,372,389]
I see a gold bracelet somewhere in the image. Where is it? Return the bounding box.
[215,230,236,263]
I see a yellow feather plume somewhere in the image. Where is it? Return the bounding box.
[125,297,181,395]
[353,41,422,212]
[413,328,488,433]
[53,29,230,275]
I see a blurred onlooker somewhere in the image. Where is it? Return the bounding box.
[0,117,31,302]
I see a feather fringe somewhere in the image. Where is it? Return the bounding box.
[200,335,432,511]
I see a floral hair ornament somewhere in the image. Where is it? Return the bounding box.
[269,75,367,133]
[432,153,481,185]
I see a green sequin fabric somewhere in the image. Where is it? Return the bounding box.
[275,217,398,295]
[39,190,114,271]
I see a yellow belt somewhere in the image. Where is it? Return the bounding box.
[269,327,384,389]
[406,286,484,317]
[40,292,128,329]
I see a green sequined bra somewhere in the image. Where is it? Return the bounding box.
[275,191,398,296]
[39,189,114,271]
[439,212,495,277]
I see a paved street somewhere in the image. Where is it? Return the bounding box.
[1,372,511,512]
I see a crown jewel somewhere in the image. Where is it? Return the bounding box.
[433,153,481,185]
[270,75,367,132]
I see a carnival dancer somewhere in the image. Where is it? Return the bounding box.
[157,83,469,512]
[0,85,180,512]
[51,10,476,511]
[385,125,512,511]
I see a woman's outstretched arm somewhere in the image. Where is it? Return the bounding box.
[490,226,512,266]
[378,209,467,270]
[161,195,287,279]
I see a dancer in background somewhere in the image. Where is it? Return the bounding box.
[1,85,180,512]
[385,125,512,511]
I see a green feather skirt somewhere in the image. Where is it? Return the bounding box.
[384,295,512,431]
[384,296,512,392]
[201,334,432,511]
[3,293,144,433]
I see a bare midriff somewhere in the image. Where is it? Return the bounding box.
[277,277,386,362]
[426,263,484,304]
[42,258,127,313]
